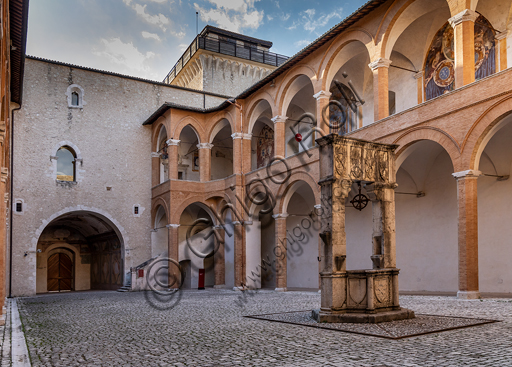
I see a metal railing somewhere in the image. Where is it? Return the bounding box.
[163,36,289,84]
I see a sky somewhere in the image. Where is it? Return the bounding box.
[26,0,368,82]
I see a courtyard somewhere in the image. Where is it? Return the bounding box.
[1,290,511,366]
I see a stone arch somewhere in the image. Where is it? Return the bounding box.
[277,67,318,116]
[206,111,235,141]
[173,116,205,142]
[393,127,460,170]
[32,206,128,254]
[151,197,169,226]
[152,117,168,152]
[207,116,234,144]
[49,141,84,182]
[318,31,375,91]
[171,197,218,225]
[276,172,320,214]
[462,95,512,170]
[246,97,275,134]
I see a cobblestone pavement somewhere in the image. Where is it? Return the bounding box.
[15,290,512,366]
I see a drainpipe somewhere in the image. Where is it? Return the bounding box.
[9,103,21,298]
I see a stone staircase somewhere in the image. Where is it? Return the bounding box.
[117,272,132,292]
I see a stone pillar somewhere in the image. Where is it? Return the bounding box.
[452,169,481,299]
[496,32,508,72]
[166,224,180,288]
[197,143,213,182]
[313,90,332,137]
[414,71,424,105]
[166,139,180,180]
[151,152,160,187]
[231,133,243,175]
[449,9,478,88]
[273,213,288,291]
[233,221,245,288]
[213,225,225,288]
[366,183,398,269]
[271,115,287,158]
[320,178,351,311]
[368,58,392,122]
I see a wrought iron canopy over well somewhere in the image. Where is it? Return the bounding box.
[313,134,414,323]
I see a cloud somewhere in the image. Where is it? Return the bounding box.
[194,0,264,33]
[267,14,273,21]
[142,31,161,41]
[93,37,157,78]
[171,31,186,38]
[133,3,170,31]
[144,0,168,2]
[178,43,188,52]
[300,8,343,33]
[275,1,280,9]
[294,39,311,49]
[280,13,290,21]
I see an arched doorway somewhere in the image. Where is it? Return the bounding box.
[36,211,124,293]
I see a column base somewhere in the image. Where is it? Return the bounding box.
[275,287,287,292]
[213,285,225,289]
[0,314,4,326]
[457,291,480,299]
[312,308,415,324]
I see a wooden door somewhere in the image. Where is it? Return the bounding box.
[47,253,73,292]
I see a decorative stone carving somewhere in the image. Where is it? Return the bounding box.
[313,134,414,323]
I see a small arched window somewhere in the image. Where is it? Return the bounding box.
[71,92,79,106]
[56,146,76,182]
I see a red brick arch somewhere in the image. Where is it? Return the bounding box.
[172,116,205,143]
[275,171,320,214]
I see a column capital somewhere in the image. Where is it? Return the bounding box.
[313,90,332,100]
[272,213,289,219]
[166,139,181,146]
[151,152,160,158]
[413,71,424,80]
[197,142,214,149]
[231,132,252,140]
[448,9,478,28]
[452,169,482,179]
[496,31,508,41]
[368,58,392,71]
[271,115,288,124]
[166,224,180,228]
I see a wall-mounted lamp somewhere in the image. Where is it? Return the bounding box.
[24,249,42,257]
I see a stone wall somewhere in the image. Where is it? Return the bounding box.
[11,58,226,296]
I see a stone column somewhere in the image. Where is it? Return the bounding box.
[496,32,508,72]
[368,58,392,122]
[366,183,398,269]
[166,139,180,180]
[273,213,288,291]
[197,143,213,182]
[166,224,180,288]
[233,221,245,288]
[414,71,424,105]
[213,225,225,288]
[231,133,243,175]
[452,169,481,299]
[313,90,332,137]
[271,116,287,158]
[151,152,160,186]
[449,9,478,88]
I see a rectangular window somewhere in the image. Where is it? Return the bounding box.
[15,202,22,213]
[134,206,139,215]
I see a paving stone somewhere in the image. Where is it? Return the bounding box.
[13,290,512,366]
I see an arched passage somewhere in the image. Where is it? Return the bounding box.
[283,75,316,157]
[395,140,458,293]
[210,119,233,180]
[178,202,220,289]
[476,112,512,294]
[248,100,274,171]
[151,205,168,258]
[178,125,200,181]
[36,211,124,293]
[281,180,319,290]
[157,125,168,184]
